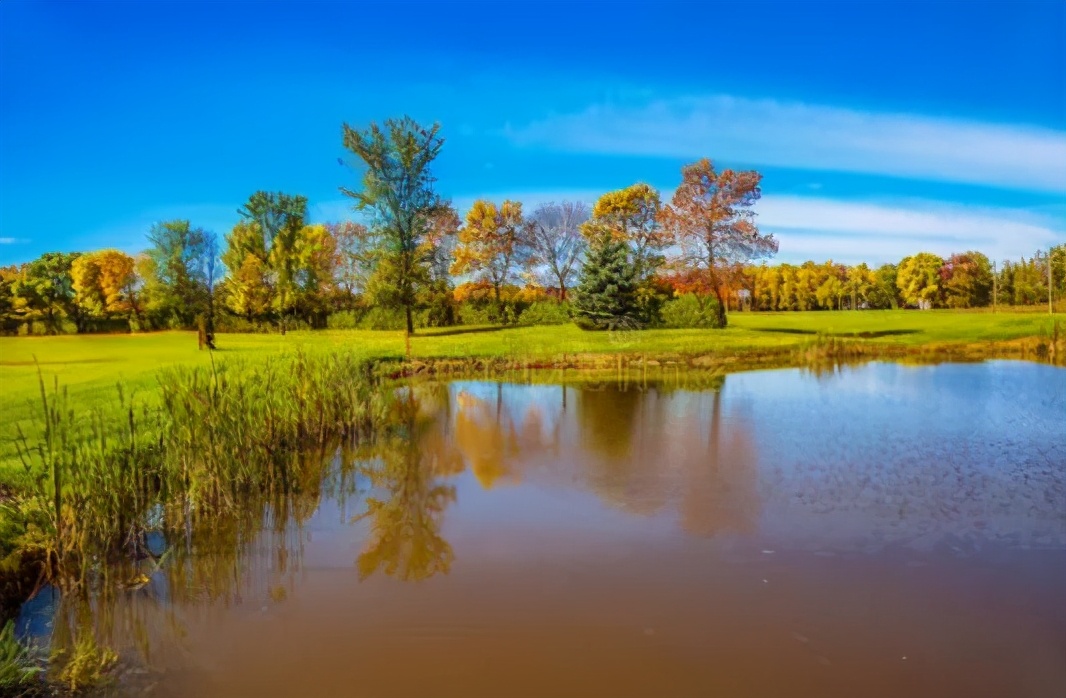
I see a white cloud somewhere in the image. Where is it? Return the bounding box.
[0,237,22,244]
[758,195,1064,264]
[507,95,1066,193]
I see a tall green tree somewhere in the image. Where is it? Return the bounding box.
[237,191,308,333]
[340,116,446,337]
[0,266,17,333]
[13,252,81,333]
[144,220,211,328]
[867,263,900,309]
[573,232,640,330]
[221,220,272,322]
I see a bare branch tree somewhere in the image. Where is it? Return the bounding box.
[528,201,590,302]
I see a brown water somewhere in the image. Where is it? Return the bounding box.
[18,361,1066,697]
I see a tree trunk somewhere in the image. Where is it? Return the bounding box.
[708,266,728,328]
[405,304,414,336]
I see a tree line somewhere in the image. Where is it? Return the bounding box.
[2,117,1062,337]
[741,250,1065,312]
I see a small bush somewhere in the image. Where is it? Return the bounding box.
[456,302,494,326]
[660,294,723,329]
[326,309,365,330]
[214,314,276,334]
[518,301,571,327]
[358,306,408,330]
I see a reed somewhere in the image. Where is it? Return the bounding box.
[4,351,394,689]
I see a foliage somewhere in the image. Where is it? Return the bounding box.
[451,200,531,311]
[220,223,274,321]
[143,220,215,328]
[517,300,572,326]
[941,251,993,308]
[897,252,946,308]
[52,628,117,691]
[71,249,140,330]
[233,191,309,333]
[584,184,667,282]
[331,220,373,301]
[11,252,81,334]
[661,159,777,327]
[660,293,723,329]
[0,620,40,690]
[572,232,640,330]
[340,116,447,336]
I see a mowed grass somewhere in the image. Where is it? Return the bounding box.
[0,310,1061,485]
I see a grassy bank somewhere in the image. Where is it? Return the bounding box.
[2,310,1062,486]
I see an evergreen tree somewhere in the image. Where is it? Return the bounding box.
[573,233,640,330]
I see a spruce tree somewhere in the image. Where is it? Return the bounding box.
[573,233,640,330]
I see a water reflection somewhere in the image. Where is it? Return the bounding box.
[16,362,1066,696]
[353,386,458,581]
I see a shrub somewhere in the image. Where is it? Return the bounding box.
[518,301,571,327]
[326,309,365,330]
[660,294,723,328]
[358,306,408,330]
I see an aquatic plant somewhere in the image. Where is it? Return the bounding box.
[0,620,41,691]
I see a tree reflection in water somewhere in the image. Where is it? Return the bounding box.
[23,374,762,687]
[353,383,459,582]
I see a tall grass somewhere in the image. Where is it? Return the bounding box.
[4,351,395,689]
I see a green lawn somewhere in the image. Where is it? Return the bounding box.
[1,310,1061,486]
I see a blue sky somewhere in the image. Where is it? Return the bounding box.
[1,0,1064,266]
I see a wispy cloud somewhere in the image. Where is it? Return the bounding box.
[506,95,1066,193]
[758,195,1064,264]
[449,190,1064,265]
[0,237,25,245]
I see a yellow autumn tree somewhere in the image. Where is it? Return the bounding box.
[450,199,532,317]
[71,249,138,326]
[584,183,669,280]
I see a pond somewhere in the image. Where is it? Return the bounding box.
[17,360,1066,697]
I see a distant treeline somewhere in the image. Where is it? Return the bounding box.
[740,250,1064,312]
[4,236,1060,337]
[1,116,1063,337]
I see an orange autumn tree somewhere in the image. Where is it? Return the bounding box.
[450,199,532,317]
[661,159,777,327]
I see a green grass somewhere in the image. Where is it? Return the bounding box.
[1,310,1062,486]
